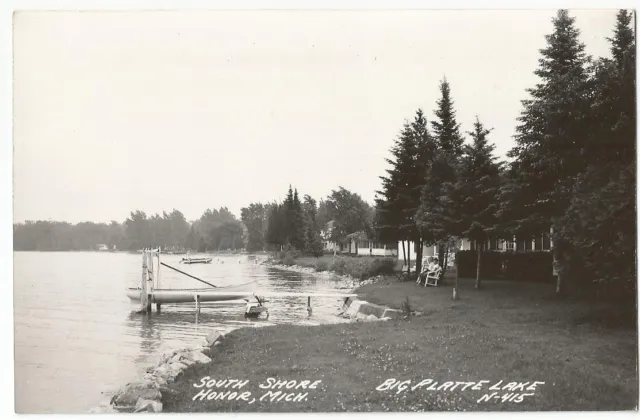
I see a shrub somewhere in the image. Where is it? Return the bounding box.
[330,258,348,275]
[283,254,295,266]
[502,251,553,283]
[314,260,329,272]
[328,256,396,280]
[456,250,503,278]
[455,250,553,283]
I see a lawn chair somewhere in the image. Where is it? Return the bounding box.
[424,266,443,287]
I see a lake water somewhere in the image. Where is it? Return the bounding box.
[13,251,353,413]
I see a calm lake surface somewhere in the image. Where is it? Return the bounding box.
[14,251,353,413]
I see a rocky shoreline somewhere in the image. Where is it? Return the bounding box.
[89,332,225,413]
[92,261,396,413]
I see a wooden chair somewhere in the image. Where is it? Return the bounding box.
[424,266,443,287]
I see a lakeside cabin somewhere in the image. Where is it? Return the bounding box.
[398,230,554,265]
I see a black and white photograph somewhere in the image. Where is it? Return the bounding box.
[7,4,638,414]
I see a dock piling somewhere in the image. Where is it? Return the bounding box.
[140,251,148,313]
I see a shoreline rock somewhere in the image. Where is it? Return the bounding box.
[97,342,219,413]
[97,263,396,414]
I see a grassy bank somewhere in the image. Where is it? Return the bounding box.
[162,277,637,412]
[275,254,399,280]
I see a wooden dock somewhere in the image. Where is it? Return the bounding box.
[131,249,358,317]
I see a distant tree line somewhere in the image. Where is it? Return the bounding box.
[241,185,375,256]
[375,10,635,301]
[13,207,245,252]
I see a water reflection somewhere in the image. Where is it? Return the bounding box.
[14,252,352,413]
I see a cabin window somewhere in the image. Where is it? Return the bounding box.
[358,241,369,249]
[505,240,515,251]
[542,233,551,251]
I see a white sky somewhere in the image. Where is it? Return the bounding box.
[12,9,620,224]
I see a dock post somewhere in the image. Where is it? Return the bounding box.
[156,248,161,290]
[195,295,200,313]
[140,250,148,313]
[307,296,312,315]
[146,250,154,313]
[156,303,161,312]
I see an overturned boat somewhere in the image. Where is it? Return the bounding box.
[126,281,257,303]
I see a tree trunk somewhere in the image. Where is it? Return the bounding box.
[407,242,411,273]
[441,242,450,282]
[453,256,459,301]
[416,238,423,274]
[443,242,450,270]
[401,241,406,266]
[438,243,445,268]
[475,244,482,289]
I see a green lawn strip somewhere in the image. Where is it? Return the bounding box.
[162,279,637,412]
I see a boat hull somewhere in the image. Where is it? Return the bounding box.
[127,282,256,303]
[180,258,212,264]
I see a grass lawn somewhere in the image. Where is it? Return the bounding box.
[162,277,637,412]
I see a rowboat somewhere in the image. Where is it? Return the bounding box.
[127,281,257,303]
[180,257,212,264]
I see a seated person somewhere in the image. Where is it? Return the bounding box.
[419,257,439,281]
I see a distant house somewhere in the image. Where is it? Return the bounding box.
[321,222,397,256]
[346,238,398,257]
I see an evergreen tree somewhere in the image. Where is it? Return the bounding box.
[266,203,285,252]
[376,122,415,249]
[454,117,502,289]
[417,77,464,282]
[291,189,306,250]
[504,9,591,295]
[376,109,436,272]
[302,195,323,256]
[284,185,295,245]
[556,10,636,301]
[608,10,635,68]
[431,78,464,157]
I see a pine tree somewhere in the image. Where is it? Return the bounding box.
[376,109,437,272]
[505,10,591,295]
[556,10,636,302]
[608,10,635,68]
[266,203,284,252]
[431,78,464,157]
[291,189,306,250]
[454,117,502,289]
[284,185,295,245]
[376,121,415,242]
[417,78,464,281]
